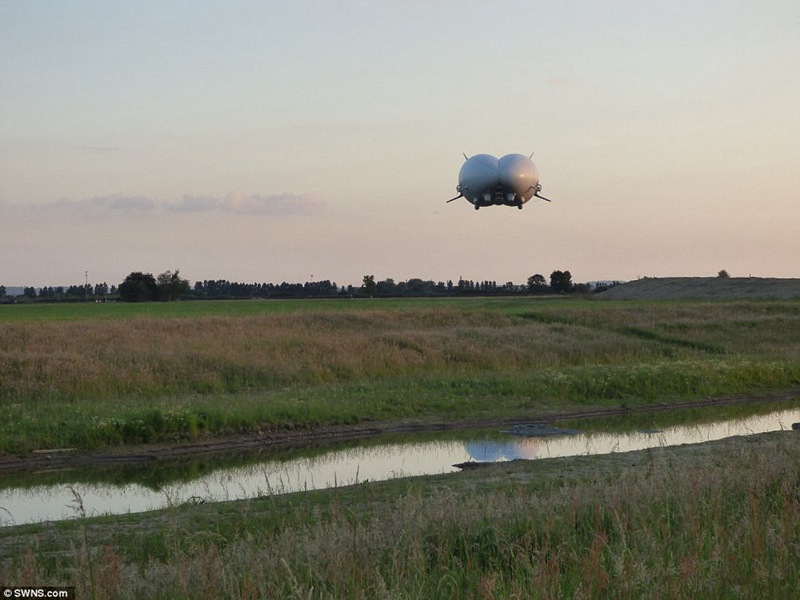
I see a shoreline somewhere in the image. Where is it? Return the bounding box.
[2,389,797,475]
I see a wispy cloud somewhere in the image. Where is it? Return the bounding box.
[14,192,326,217]
[174,192,325,216]
[47,195,158,215]
[12,195,153,215]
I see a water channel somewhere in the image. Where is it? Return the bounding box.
[2,401,799,526]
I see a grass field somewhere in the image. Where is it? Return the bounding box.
[1,297,799,453]
[2,297,800,597]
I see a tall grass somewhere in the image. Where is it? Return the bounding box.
[2,299,799,452]
[2,430,800,598]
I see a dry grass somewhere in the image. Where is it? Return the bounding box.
[2,300,800,452]
[0,308,661,401]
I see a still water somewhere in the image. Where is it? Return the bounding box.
[1,404,799,526]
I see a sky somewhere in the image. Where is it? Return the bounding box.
[1,0,798,289]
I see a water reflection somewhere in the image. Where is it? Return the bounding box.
[1,405,799,526]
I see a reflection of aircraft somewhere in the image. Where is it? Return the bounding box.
[448,153,553,210]
[464,438,542,462]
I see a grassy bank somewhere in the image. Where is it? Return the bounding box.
[2,429,800,598]
[3,297,800,598]
[1,298,799,453]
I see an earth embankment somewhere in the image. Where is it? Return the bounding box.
[598,277,800,300]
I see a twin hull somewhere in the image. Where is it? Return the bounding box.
[457,153,540,209]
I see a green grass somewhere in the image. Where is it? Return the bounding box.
[0,296,522,322]
[2,297,800,453]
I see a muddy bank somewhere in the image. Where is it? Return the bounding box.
[1,391,798,475]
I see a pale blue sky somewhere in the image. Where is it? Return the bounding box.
[1,1,798,288]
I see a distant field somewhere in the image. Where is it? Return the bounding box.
[0,296,537,322]
[0,297,414,322]
[1,297,799,453]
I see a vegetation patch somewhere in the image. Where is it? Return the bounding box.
[1,298,800,453]
[2,296,800,597]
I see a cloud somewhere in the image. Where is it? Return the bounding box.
[48,195,158,215]
[175,192,325,216]
[15,192,325,217]
[171,195,221,213]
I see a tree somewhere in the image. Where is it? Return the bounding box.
[65,285,87,298]
[717,269,730,278]
[527,274,547,292]
[157,269,190,301]
[362,275,376,296]
[118,272,159,302]
[304,279,337,297]
[550,270,573,293]
[376,278,397,295]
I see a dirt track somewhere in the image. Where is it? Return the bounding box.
[2,390,797,475]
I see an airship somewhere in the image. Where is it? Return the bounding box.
[447,153,552,210]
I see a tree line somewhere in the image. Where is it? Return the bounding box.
[2,269,619,303]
